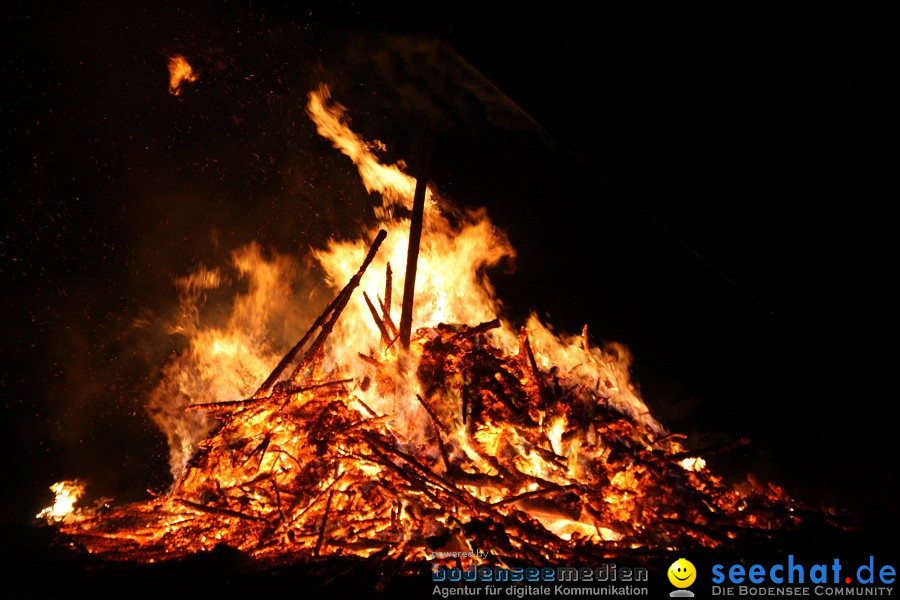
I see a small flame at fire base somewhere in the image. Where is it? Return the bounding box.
[36,480,86,523]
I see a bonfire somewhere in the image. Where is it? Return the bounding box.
[40,83,798,569]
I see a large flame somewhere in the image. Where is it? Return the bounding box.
[305,84,661,438]
[43,84,796,564]
[146,243,307,474]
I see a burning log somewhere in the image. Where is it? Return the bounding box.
[315,479,339,557]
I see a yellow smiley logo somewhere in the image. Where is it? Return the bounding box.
[668,558,697,588]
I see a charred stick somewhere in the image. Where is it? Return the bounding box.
[185,379,353,412]
[444,469,507,488]
[379,296,398,337]
[255,436,271,471]
[359,448,448,506]
[272,448,303,471]
[434,431,451,475]
[287,474,344,526]
[271,480,286,525]
[492,484,577,506]
[414,394,447,434]
[531,445,568,468]
[342,417,395,433]
[355,397,378,418]
[185,396,278,412]
[380,264,398,336]
[384,333,400,352]
[363,291,391,345]
[364,432,457,494]
[174,497,265,522]
[650,432,689,447]
[290,379,354,393]
[415,394,451,472]
[384,262,393,324]
[454,318,501,339]
[362,438,457,499]
[522,332,547,400]
[366,439,530,536]
[255,221,383,396]
[239,434,271,468]
[357,353,382,367]
[227,471,277,491]
[398,137,433,349]
[290,230,388,383]
[306,345,326,381]
[556,383,583,405]
[315,485,337,556]
[252,287,346,399]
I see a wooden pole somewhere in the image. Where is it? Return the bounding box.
[398,137,433,349]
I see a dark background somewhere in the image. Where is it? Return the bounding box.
[1,0,896,545]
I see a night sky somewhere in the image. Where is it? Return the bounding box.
[2,0,896,540]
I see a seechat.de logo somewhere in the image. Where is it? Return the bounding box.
[669,558,697,597]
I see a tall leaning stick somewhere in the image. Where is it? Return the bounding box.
[398,137,433,349]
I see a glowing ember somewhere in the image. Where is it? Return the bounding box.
[43,84,799,567]
[679,457,707,472]
[36,480,86,523]
[167,55,198,96]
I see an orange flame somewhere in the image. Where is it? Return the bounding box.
[167,55,198,96]
[146,244,309,474]
[306,84,661,439]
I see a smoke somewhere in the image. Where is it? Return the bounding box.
[321,30,546,148]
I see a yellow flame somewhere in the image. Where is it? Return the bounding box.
[680,457,707,472]
[307,85,438,215]
[36,480,86,522]
[304,86,662,442]
[147,243,308,475]
[168,55,198,96]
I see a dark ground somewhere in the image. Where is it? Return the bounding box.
[1,1,897,594]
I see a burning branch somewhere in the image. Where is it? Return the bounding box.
[363,291,391,346]
[382,262,396,335]
[253,230,387,398]
[289,229,388,384]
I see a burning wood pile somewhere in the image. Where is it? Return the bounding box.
[42,83,800,568]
